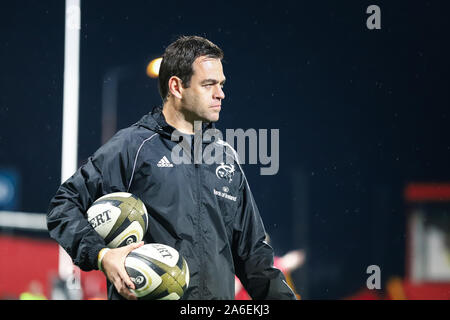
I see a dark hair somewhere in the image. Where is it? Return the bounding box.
[158,35,224,102]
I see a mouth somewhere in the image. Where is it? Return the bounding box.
[210,105,221,110]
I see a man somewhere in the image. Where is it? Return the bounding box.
[47,35,296,300]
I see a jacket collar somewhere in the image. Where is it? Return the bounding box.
[136,106,219,144]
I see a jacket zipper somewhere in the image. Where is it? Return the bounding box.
[194,163,206,298]
[192,134,206,299]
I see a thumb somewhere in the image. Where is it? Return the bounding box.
[125,241,144,253]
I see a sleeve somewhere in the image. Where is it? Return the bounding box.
[46,129,134,271]
[232,175,297,300]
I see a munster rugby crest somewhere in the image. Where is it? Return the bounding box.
[216,163,235,183]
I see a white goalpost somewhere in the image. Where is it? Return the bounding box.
[59,0,82,294]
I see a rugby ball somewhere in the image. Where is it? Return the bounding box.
[87,192,148,248]
[125,243,190,300]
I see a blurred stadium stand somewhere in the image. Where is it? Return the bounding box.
[0,211,107,300]
[343,183,450,300]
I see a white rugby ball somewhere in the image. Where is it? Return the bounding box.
[125,243,190,300]
[87,192,148,248]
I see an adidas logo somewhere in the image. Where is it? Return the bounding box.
[157,156,174,168]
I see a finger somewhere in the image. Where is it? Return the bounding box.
[120,241,143,256]
[112,275,125,297]
[119,267,135,290]
[114,276,135,300]
[119,279,137,300]
[128,241,144,252]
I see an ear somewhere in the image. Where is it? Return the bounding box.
[168,76,183,99]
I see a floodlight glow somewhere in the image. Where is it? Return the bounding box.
[147,57,162,78]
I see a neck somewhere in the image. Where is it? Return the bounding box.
[162,100,197,134]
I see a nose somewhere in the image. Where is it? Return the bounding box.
[214,85,225,100]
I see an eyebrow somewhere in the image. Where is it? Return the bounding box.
[201,78,226,85]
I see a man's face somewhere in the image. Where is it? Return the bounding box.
[180,56,226,123]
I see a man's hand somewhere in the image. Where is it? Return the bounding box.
[101,241,144,300]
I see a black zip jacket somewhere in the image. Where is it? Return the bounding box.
[47,106,296,300]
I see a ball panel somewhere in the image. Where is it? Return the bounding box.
[134,199,148,230]
[144,272,184,300]
[151,244,180,267]
[160,293,181,300]
[106,221,144,248]
[118,196,139,216]
[97,192,133,201]
[86,204,121,239]
[132,244,180,267]
[177,258,189,289]
[125,256,162,298]
[90,199,122,208]
[127,206,147,233]
[104,199,147,241]
[143,256,185,299]
[106,201,135,239]
[104,203,128,239]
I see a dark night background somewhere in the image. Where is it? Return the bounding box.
[1,1,449,299]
